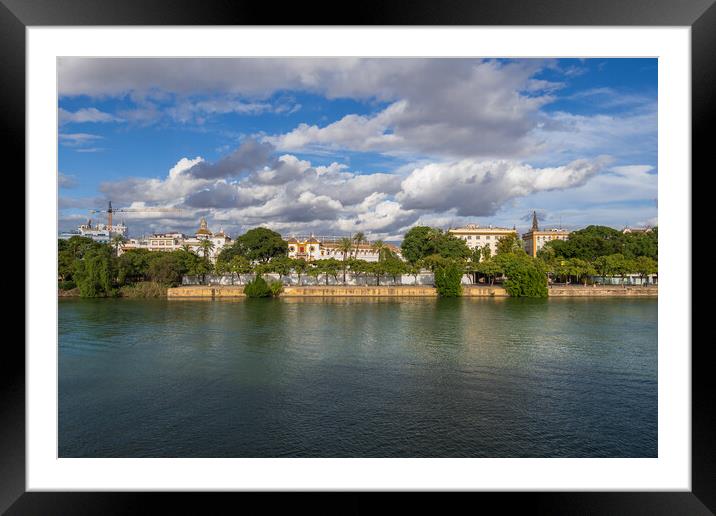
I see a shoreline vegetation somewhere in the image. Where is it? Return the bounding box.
[58,224,657,300]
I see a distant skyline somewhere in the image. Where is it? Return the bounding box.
[58,58,657,239]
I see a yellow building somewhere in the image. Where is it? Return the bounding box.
[522,211,570,257]
[448,223,518,256]
[286,236,322,261]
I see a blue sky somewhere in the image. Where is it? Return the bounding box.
[58,58,657,239]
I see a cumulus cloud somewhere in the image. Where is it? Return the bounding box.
[59,58,568,160]
[397,157,610,217]
[186,139,276,179]
[57,58,657,237]
[91,136,611,239]
[266,59,558,159]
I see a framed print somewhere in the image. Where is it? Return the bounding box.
[7,0,712,512]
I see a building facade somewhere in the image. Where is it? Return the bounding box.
[448,223,518,257]
[59,219,128,243]
[118,218,230,262]
[622,226,654,235]
[285,236,401,262]
[522,211,570,258]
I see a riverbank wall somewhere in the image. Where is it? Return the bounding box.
[548,285,658,297]
[166,285,657,298]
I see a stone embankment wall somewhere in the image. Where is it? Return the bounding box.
[548,286,658,297]
[167,285,656,298]
[281,285,438,297]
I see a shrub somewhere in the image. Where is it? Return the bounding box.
[59,280,76,291]
[434,263,463,297]
[502,258,548,298]
[268,280,284,297]
[243,276,273,298]
[118,281,167,298]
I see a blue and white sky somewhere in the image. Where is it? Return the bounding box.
[58,58,657,240]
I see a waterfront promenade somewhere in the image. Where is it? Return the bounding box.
[167,284,658,298]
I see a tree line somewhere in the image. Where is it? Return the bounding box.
[58,236,214,298]
[536,225,658,285]
[58,224,657,299]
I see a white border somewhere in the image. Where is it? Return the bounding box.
[27,27,691,491]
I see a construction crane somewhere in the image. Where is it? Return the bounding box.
[89,201,181,232]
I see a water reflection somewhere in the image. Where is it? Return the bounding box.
[59,298,657,458]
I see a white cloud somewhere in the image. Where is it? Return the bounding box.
[397,157,610,217]
[59,107,122,124]
[58,173,77,188]
[89,139,614,239]
[59,133,104,147]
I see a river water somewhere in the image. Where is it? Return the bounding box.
[59,297,657,457]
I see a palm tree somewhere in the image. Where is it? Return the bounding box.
[198,239,215,261]
[181,243,193,254]
[352,232,367,259]
[110,234,126,256]
[338,237,353,284]
[371,240,388,262]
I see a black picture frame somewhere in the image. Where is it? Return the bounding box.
[6,0,710,512]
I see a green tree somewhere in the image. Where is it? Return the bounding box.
[307,262,322,285]
[498,253,547,298]
[434,262,463,297]
[73,245,116,297]
[117,248,154,284]
[110,234,126,256]
[269,256,293,284]
[337,237,353,283]
[407,262,422,285]
[421,253,449,272]
[321,258,341,285]
[546,225,626,261]
[58,236,101,281]
[634,256,657,285]
[476,259,504,286]
[229,255,252,285]
[197,239,215,261]
[569,258,596,286]
[348,258,369,285]
[371,239,389,261]
[401,226,436,263]
[147,252,188,286]
[496,233,524,255]
[352,232,367,258]
[187,254,212,284]
[593,256,612,284]
[233,227,288,263]
[292,258,308,286]
[383,256,408,284]
[367,261,387,286]
[607,254,631,285]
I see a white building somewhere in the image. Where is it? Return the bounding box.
[182,218,231,262]
[448,223,518,257]
[119,218,231,263]
[285,236,402,262]
[59,219,128,243]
